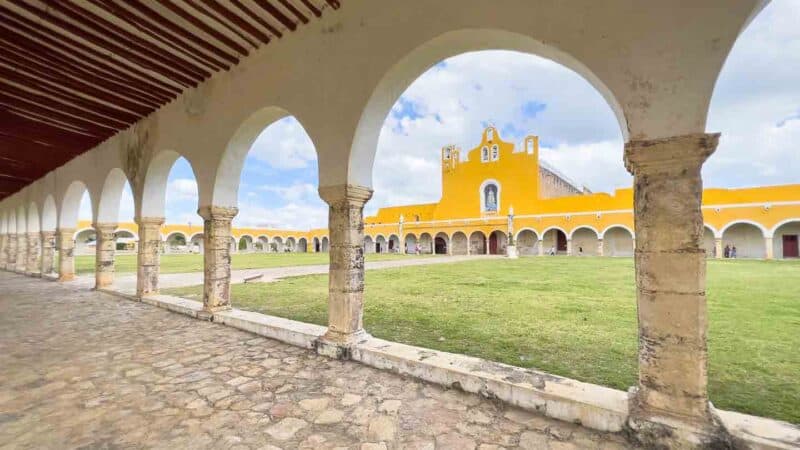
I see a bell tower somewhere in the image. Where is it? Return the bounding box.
[441,145,460,173]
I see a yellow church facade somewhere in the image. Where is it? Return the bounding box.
[80,127,800,260]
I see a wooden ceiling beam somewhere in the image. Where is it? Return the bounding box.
[125,0,240,65]
[199,0,272,44]
[230,0,283,38]
[253,0,297,31]
[160,0,250,56]
[88,0,230,72]
[0,5,182,97]
[43,0,209,84]
[278,0,309,24]
[9,0,198,88]
[0,47,162,112]
[0,66,143,123]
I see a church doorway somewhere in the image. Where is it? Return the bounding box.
[557,230,568,252]
[435,237,447,254]
[489,232,498,254]
[783,235,799,258]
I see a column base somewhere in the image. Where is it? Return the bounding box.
[58,274,75,282]
[625,388,735,449]
[314,329,371,360]
[198,304,232,321]
[26,271,41,278]
[506,245,519,259]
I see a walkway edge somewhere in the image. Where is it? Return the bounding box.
[97,286,800,449]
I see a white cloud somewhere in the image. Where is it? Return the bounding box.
[167,178,198,201]
[248,116,317,169]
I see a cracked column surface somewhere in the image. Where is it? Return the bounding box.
[0,233,7,270]
[318,184,373,346]
[625,133,719,428]
[94,223,117,289]
[199,206,238,313]
[6,233,18,272]
[15,233,27,274]
[57,228,75,281]
[26,232,41,277]
[40,231,56,276]
[136,217,164,297]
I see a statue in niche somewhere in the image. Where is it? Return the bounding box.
[485,184,498,212]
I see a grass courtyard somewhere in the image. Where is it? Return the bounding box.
[165,257,800,424]
[74,252,409,275]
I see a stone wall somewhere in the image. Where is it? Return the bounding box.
[538,167,584,199]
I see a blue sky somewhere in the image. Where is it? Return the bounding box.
[81,1,800,229]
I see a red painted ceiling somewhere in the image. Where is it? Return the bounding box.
[0,0,340,200]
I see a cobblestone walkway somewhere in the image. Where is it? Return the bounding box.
[0,272,634,449]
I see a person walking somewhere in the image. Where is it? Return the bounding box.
[724,244,731,258]
[731,245,737,259]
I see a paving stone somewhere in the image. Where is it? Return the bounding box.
[0,273,637,449]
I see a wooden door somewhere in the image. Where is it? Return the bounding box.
[783,235,799,258]
[489,233,498,254]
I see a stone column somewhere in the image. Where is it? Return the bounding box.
[26,232,41,277]
[41,231,56,276]
[714,238,723,259]
[94,223,117,289]
[6,233,18,271]
[198,206,238,313]
[565,239,572,256]
[15,233,27,274]
[317,184,373,352]
[0,233,7,270]
[506,211,518,258]
[136,217,164,297]
[764,236,774,260]
[57,228,76,281]
[538,240,544,256]
[597,239,604,257]
[624,133,719,435]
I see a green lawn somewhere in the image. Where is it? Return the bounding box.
[165,257,800,424]
[74,252,409,275]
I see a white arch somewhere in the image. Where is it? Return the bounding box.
[141,150,198,219]
[73,227,95,240]
[211,107,310,207]
[540,226,568,237]
[770,218,800,237]
[349,28,628,188]
[720,220,769,238]
[7,209,16,233]
[189,232,204,242]
[702,224,720,239]
[515,227,539,241]
[27,202,40,233]
[165,231,188,243]
[41,195,57,232]
[114,228,139,240]
[600,224,634,240]
[60,180,89,229]
[97,168,132,223]
[568,225,600,240]
[16,204,27,233]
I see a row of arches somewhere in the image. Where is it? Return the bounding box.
[69,229,324,255]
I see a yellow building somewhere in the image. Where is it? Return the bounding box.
[80,126,800,260]
[359,127,800,259]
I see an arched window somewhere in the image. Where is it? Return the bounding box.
[480,180,500,213]
[481,146,489,162]
[487,128,494,141]
[491,144,499,161]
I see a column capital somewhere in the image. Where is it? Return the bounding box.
[318,184,373,208]
[624,133,719,176]
[41,229,56,236]
[135,216,165,227]
[56,227,76,234]
[92,222,119,232]
[197,206,238,221]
